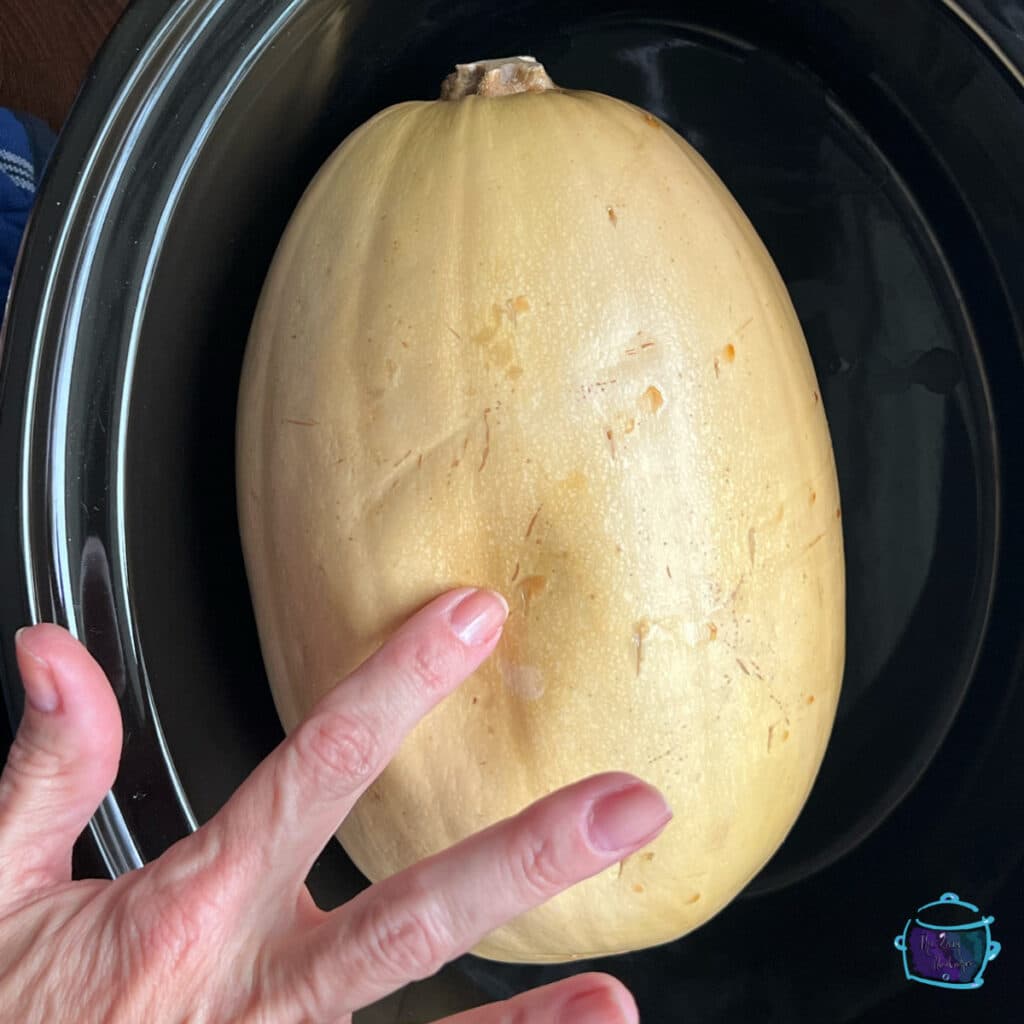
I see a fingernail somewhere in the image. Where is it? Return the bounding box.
[15,628,60,713]
[561,987,629,1024]
[449,589,509,646]
[588,782,672,853]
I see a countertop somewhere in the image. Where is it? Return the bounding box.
[0,0,129,130]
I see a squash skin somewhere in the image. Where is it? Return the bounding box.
[236,84,845,963]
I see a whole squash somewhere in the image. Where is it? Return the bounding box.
[236,57,845,963]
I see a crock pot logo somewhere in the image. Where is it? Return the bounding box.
[894,892,1001,990]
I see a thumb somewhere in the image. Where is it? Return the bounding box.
[0,624,122,894]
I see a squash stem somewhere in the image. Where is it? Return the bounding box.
[441,56,556,99]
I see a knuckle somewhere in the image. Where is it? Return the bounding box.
[286,972,335,1024]
[357,897,454,984]
[4,731,67,785]
[512,829,570,902]
[291,710,380,800]
[389,633,453,697]
[271,949,337,1024]
[125,872,229,974]
[409,643,449,695]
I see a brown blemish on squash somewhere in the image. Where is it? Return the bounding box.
[806,694,815,704]
[736,658,751,676]
[646,748,673,768]
[525,506,542,538]
[666,565,673,579]
[748,527,756,566]
[643,112,660,128]
[607,206,618,226]
[616,853,635,878]
[642,852,655,862]
[768,692,790,724]
[510,561,521,583]
[807,532,826,550]
[580,380,619,399]
[506,364,523,381]
[518,574,547,614]
[641,385,664,413]
[471,696,478,705]
[686,892,701,904]
[724,342,736,363]
[782,729,791,742]
[713,356,720,378]
[479,409,492,472]
[393,449,413,468]
[560,469,587,493]
[836,506,842,520]
[632,884,645,894]
[632,619,651,676]
[471,299,527,362]
[810,489,817,505]
[605,428,617,459]
[472,306,502,345]
[708,622,718,641]
[506,295,530,325]
[626,337,656,357]
[284,418,319,426]
[447,325,462,341]
[812,389,820,403]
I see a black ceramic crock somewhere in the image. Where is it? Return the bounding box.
[1,1,1022,1020]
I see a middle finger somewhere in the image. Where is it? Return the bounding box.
[281,771,671,1018]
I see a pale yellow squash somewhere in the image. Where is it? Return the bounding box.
[236,57,845,963]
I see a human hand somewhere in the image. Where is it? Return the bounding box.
[0,588,671,1022]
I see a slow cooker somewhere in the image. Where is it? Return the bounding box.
[1,1,1022,1020]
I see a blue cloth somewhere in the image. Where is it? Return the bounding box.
[1,109,56,313]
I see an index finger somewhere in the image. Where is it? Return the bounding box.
[202,587,508,895]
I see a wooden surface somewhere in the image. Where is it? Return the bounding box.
[0,0,130,129]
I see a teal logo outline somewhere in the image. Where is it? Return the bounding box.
[894,892,1001,990]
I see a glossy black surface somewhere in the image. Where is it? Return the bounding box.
[1,0,1022,1020]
